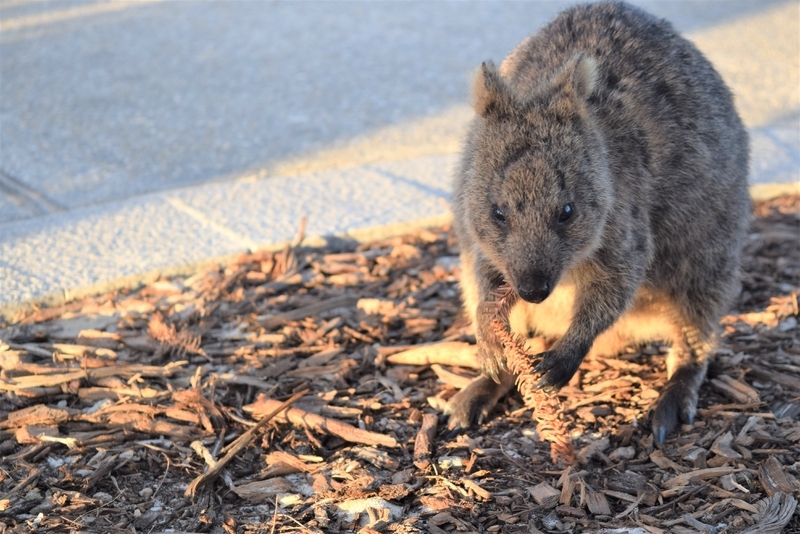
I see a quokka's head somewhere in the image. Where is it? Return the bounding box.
[459,53,613,303]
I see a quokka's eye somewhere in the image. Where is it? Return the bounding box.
[492,206,507,226]
[558,203,575,224]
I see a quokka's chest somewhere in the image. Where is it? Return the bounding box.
[507,279,577,339]
[506,276,673,347]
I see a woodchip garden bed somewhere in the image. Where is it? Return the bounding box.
[1,195,798,533]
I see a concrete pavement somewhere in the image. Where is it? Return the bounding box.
[1,0,798,315]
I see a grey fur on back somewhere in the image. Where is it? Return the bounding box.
[449,1,750,442]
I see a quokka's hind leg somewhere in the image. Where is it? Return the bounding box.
[651,323,712,444]
[445,370,516,434]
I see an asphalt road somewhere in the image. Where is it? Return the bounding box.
[1,0,798,313]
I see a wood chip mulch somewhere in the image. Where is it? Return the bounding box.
[1,195,799,534]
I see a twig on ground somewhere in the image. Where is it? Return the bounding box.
[244,396,399,449]
[185,389,308,498]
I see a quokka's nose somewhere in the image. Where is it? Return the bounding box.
[518,279,551,303]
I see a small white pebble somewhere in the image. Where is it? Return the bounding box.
[608,446,636,461]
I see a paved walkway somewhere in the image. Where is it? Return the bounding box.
[1,0,798,315]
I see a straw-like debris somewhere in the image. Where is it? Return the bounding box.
[0,195,798,533]
[501,330,575,467]
[484,283,576,466]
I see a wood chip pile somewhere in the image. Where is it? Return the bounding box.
[1,196,799,533]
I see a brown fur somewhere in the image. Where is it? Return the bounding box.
[448,1,750,442]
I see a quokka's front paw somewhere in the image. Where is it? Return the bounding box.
[533,345,585,391]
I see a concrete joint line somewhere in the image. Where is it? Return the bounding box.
[0,168,67,216]
[761,129,800,166]
[164,196,260,252]
[0,0,162,32]
[364,164,451,200]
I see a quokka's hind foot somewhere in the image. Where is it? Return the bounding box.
[651,336,709,443]
[444,371,515,437]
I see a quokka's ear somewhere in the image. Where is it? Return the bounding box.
[554,52,598,100]
[472,61,514,117]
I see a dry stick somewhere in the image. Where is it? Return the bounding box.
[430,364,474,389]
[0,361,188,392]
[0,468,40,500]
[486,283,576,466]
[748,365,800,390]
[252,398,399,448]
[152,452,171,500]
[264,450,317,476]
[662,466,743,490]
[413,413,439,469]
[185,389,308,498]
[386,341,479,368]
[614,491,645,520]
[260,295,360,330]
